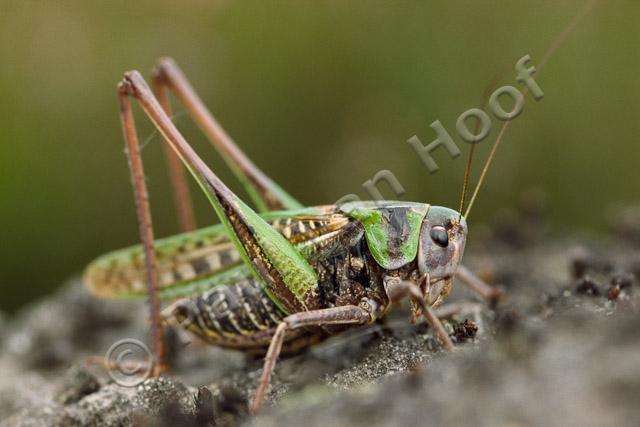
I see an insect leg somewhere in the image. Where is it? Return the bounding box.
[251,305,372,413]
[433,303,465,319]
[152,74,197,232]
[118,71,319,315]
[385,277,455,352]
[455,264,503,304]
[117,83,167,375]
[152,57,302,212]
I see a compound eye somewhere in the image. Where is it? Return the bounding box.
[430,226,449,247]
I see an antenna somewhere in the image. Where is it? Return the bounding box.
[463,0,598,220]
[458,74,503,221]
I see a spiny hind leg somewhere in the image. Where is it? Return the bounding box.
[152,57,302,212]
[119,71,320,317]
[251,305,372,413]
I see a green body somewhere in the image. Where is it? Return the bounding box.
[86,68,466,354]
[85,202,430,305]
[85,201,440,352]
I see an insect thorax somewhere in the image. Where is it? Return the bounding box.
[169,206,426,350]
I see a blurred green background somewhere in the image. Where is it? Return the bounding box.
[0,1,638,312]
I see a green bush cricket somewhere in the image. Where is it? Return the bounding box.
[83,59,500,412]
[83,4,594,407]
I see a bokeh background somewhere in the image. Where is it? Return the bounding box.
[1,1,638,312]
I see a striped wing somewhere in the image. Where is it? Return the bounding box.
[83,206,348,299]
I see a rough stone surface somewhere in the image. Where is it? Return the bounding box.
[1,203,639,426]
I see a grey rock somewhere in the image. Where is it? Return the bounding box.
[1,227,639,426]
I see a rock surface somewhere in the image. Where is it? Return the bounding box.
[1,205,639,426]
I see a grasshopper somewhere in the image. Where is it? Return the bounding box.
[82,59,519,413]
[83,1,596,412]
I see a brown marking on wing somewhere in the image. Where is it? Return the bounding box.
[84,207,349,299]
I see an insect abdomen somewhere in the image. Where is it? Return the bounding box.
[167,277,288,350]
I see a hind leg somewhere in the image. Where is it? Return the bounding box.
[251,305,373,413]
[152,57,302,212]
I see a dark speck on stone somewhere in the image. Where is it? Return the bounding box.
[570,249,590,279]
[575,276,600,297]
[451,319,478,343]
[611,273,634,290]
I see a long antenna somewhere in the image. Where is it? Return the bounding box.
[463,0,598,219]
[458,74,504,221]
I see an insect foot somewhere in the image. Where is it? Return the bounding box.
[383,275,455,352]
